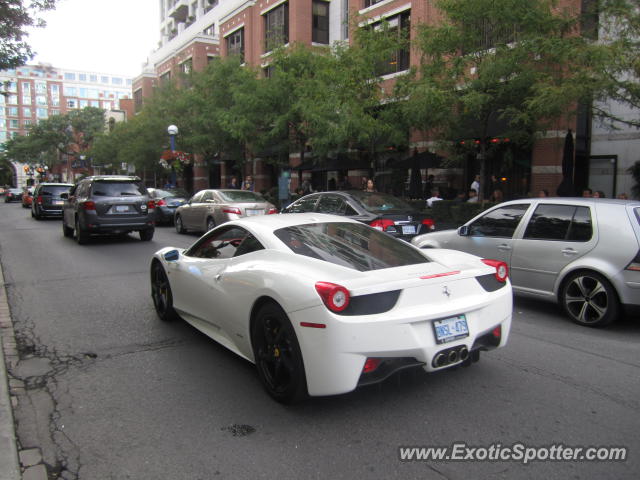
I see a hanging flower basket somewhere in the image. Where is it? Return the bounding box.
[159,150,193,172]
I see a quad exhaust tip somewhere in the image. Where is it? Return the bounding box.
[432,345,470,368]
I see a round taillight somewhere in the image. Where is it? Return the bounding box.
[315,282,350,312]
[482,259,509,283]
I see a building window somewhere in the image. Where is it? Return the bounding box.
[79,73,87,81]
[364,0,385,7]
[204,0,218,13]
[7,107,18,116]
[312,1,330,44]
[37,108,47,118]
[22,107,31,116]
[23,119,32,127]
[102,101,113,110]
[79,99,88,108]
[21,82,31,94]
[90,74,98,82]
[126,79,132,86]
[373,11,411,76]
[180,58,193,74]
[87,89,98,98]
[101,76,109,84]
[264,2,289,52]
[226,27,244,62]
[51,97,60,107]
[35,82,46,93]
[7,95,18,104]
[160,71,171,85]
[204,23,215,36]
[90,100,100,107]
[50,109,60,116]
[10,119,19,129]
[79,88,88,97]
[22,95,32,104]
[64,86,77,96]
[7,81,17,92]
[112,77,123,85]
[36,95,47,106]
[50,84,60,95]
[64,72,76,81]
[67,99,77,108]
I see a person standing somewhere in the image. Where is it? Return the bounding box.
[364,179,377,192]
[242,175,254,191]
[228,176,239,189]
[470,174,481,195]
[467,189,479,203]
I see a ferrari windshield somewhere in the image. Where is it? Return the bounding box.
[274,222,429,272]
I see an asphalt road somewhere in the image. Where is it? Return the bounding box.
[0,201,638,480]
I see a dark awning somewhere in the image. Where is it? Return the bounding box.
[393,151,444,169]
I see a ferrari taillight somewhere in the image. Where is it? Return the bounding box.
[369,219,395,231]
[315,282,350,312]
[482,259,509,282]
[267,207,278,215]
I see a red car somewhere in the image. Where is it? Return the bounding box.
[21,187,34,208]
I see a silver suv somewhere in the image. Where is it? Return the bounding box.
[411,198,640,327]
[61,176,155,244]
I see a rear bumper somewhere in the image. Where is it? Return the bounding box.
[36,206,63,216]
[291,286,512,396]
[80,213,155,232]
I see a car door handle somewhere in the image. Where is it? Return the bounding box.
[497,244,512,251]
[215,273,223,281]
[562,248,578,255]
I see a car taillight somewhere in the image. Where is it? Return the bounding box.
[147,200,156,210]
[81,201,96,211]
[315,281,350,312]
[37,195,43,205]
[267,207,278,215]
[626,251,640,272]
[369,219,395,231]
[155,199,166,207]
[363,358,381,373]
[492,325,502,340]
[482,259,509,282]
[422,218,435,230]
[223,207,242,215]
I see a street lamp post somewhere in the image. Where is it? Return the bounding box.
[167,125,178,151]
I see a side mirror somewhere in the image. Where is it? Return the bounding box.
[163,249,180,262]
[60,193,69,199]
[458,225,470,236]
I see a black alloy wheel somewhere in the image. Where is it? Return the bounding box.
[251,303,307,404]
[151,262,179,322]
[561,271,620,327]
[175,215,186,234]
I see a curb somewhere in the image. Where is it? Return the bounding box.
[0,263,21,480]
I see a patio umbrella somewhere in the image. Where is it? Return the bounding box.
[556,129,575,196]
[408,152,424,199]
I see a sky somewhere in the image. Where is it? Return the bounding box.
[26,0,160,78]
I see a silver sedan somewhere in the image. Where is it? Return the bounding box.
[174,189,277,234]
[411,197,640,327]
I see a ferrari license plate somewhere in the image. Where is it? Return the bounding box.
[402,225,416,235]
[246,209,263,216]
[433,315,469,344]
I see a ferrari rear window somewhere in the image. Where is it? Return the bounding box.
[274,222,429,272]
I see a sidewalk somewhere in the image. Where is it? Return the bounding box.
[0,264,21,480]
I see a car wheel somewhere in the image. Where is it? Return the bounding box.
[206,217,215,231]
[560,271,620,327]
[74,217,89,245]
[150,261,179,322]
[62,218,74,238]
[175,215,186,234]
[139,228,154,241]
[251,302,307,404]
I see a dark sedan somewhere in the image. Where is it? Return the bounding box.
[281,190,435,240]
[147,188,189,224]
[4,188,24,203]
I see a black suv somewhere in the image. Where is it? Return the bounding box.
[61,176,155,244]
[31,182,73,219]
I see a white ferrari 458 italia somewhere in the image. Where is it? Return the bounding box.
[150,213,512,403]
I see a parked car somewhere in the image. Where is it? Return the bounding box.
[61,175,155,244]
[281,190,435,241]
[147,187,189,225]
[174,189,277,234]
[150,213,512,403]
[31,182,73,219]
[4,188,23,203]
[21,187,34,208]
[411,198,640,327]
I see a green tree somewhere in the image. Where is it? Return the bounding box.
[0,0,57,70]
[408,0,597,200]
